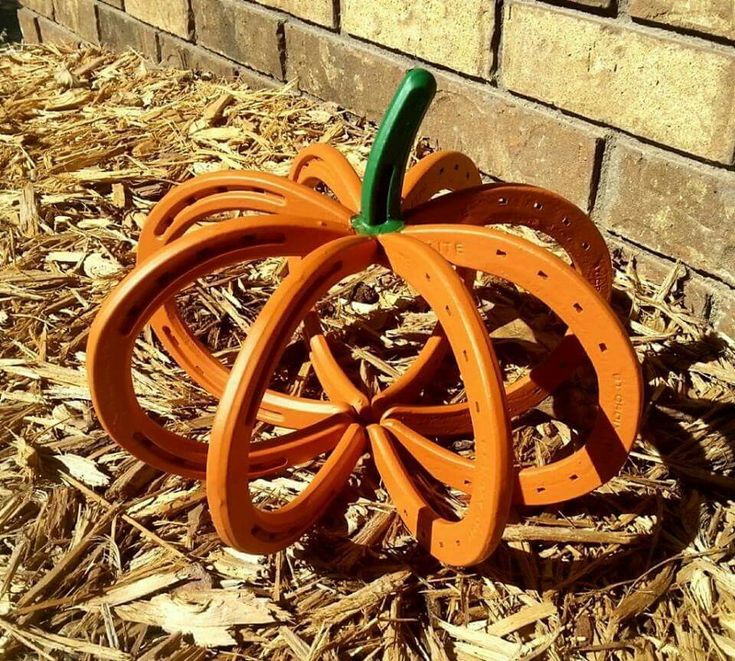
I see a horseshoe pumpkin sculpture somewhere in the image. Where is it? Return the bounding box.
[88,69,642,566]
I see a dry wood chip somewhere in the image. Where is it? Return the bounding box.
[115,587,288,647]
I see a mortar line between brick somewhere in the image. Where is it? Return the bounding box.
[587,136,608,213]
[92,2,101,44]
[240,0,339,32]
[536,0,617,19]
[502,87,735,173]
[186,0,195,42]
[339,31,491,84]
[511,0,735,56]
[616,0,631,18]
[488,0,504,84]
[619,13,735,48]
[332,0,341,32]
[606,229,735,291]
[276,19,287,80]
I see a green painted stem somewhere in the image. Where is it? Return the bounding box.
[352,68,437,235]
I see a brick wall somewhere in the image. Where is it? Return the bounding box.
[16,0,735,337]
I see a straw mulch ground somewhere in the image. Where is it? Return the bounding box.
[1,44,734,660]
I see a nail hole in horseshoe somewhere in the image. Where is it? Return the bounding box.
[570,474,579,481]
[445,305,452,316]
[453,163,459,171]
[573,303,583,313]
[581,241,591,251]
[496,249,507,256]
[536,486,546,493]
[562,217,571,226]
[498,197,508,205]
[537,270,548,279]
[533,201,543,210]
[161,325,179,348]
[599,342,608,352]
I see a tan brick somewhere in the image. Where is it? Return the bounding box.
[629,0,735,41]
[286,23,403,119]
[342,0,494,77]
[159,33,239,78]
[193,0,284,78]
[159,32,279,89]
[97,4,158,60]
[425,75,601,209]
[17,7,41,43]
[501,2,735,163]
[250,0,335,27]
[712,284,735,340]
[286,25,601,208]
[53,0,98,43]
[125,0,190,39]
[37,16,79,45]
[596,140,735,287]
[20,0,53,19]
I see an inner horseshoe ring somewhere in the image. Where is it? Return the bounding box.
[381,224,643,506]
[298,150,484,416]
[87,216,353,479]
[207,233,513,566]
[288,143,363,213]
[136,171,352,420]
[308,183,613,422]
[140,191,353,429]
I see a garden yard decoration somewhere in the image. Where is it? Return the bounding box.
[88,68,643,566]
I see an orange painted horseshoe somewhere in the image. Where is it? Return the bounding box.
[306,182,613,420]
[402,150,483,209]
[136,171,352,412]
[373,183,612,417]
[288,144,362,213]
[87,216,352,479]
[382,224,642,505]
[207,232,513,566]
[140,190,353,419]
[138,170,350,256]
[304,151,483,411]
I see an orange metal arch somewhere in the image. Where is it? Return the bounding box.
[87,216,352,479]
[206,232,513,565]
[383,224,642,505]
